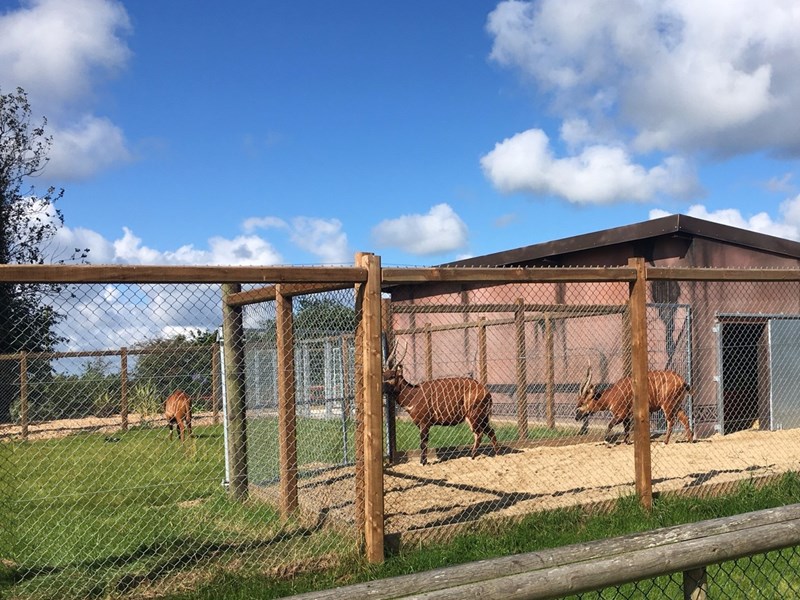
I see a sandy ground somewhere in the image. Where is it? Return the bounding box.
[0,412,218,440]
[288,427,800,537]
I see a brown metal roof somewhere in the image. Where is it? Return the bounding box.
[445,214,800,267]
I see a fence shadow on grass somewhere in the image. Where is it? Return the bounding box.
[12,507,335,594]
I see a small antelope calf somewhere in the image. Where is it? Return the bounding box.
[575,366,693,445]
[164,390,193,442]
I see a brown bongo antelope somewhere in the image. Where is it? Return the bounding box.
[383,343,500,465]
[575,366,693,445]
[164,390,193,442]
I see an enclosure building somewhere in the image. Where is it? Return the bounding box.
[385,214,800,441]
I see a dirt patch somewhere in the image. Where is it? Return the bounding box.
[0,412,219,441]
[285,427,800,537]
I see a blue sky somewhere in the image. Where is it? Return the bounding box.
[3,0,800,268]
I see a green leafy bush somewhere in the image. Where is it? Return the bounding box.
[131,382,161,425]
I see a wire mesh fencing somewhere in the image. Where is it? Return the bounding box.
[1,280,362,600]
[4,265,800,599]
[380,278,637,541]
[570,545,800,599]
[650,279,800,501]
[380,273,800,547]
[240,289,360,535]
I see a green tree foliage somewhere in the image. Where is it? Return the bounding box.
[0,87,87,422]
[293,296,357,338]
[131,330,217,410]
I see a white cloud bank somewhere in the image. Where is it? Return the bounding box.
[651,197,800,241]
[483,0,800,203]
[481,128,698,204]
[49,215,353,266]
[0,0,133,179]
[371,203,468,255]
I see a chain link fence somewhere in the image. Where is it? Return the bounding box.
[239,289,359,535]
[568,546,800,599]
[2,280,364,599]
[4,266,800,599]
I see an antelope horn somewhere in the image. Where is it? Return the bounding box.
[580,363,592,395]
[385,338,397,368]
[396,340,408,365]
[385,338,408,368]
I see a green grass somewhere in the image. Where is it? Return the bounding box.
[159,473,800,599]
[3,424,356,600]
[5,418,800,599]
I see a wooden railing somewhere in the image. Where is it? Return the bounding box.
[287,503,800,600]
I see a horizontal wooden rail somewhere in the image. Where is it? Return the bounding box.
[382,267,637,284]
[4,264,799,285]
[389,303,625,315]
[0,345,210,361]
[0,264,367,284]
[288,503,800,600]
[647,267,800,281]
[225,282,358,307]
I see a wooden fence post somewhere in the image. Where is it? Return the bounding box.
[358,252,384,563]
[120,347,128,431]
[515,299,528,440]
[354,265,366,545]
[629,257,653,510]
[211,343,220,424]
[478,318,487,386]
[276,286,299,518]
[222,283,249,501]
[545,315,555,429]
[683,567,708,599]
[19,352,28,440]
[424,324,433,380]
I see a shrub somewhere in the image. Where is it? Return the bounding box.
[131,382,161,425]
[93,391,118,417]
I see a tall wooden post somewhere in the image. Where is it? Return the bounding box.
[629,257,653,510]
[545,316,555,429]
[19,353,28,440]
[478,318,488,386]
[120,348,128,431]
[211,343,220,424]
[354,271,366,542]
[515,299,528,440]
[357,252,384,563]
[276,286,299,518]
[424,324,433,379]
[222,283,249,501]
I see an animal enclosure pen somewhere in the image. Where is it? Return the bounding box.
[4,261,800,599]
[0,264,372,600]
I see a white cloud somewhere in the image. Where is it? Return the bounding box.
[487,0,800,156]
[483,0,800,204]
[288,217,350,264]
[241,216,289,232]
[371,203,468,255]
[46,116,132,179]
[46,214,354,266]
[481,128,698,204]
[0,0,133,179]
[766,173,795,194]
[650,202,800,240]
[107,227,285,266]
